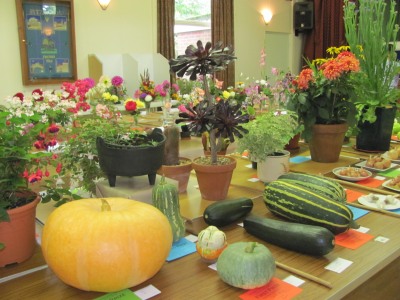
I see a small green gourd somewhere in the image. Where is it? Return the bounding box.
[152,176,185,242]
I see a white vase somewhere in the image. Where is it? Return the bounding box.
[257,150,290,182]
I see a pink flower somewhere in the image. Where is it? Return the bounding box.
[111,76,124,86]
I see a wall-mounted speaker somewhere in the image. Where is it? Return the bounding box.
[294,2,314,31]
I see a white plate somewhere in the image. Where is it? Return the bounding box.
[332,167,372,182]
[358,194,400,210]
[382,179,400,192]
[354,161,397,172]
[382,151,400,163]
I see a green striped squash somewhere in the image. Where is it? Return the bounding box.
[278,173,346,203]
[263,180,355,235]
[152,176,185,242]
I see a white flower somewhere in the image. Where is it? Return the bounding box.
[145,95,153,102]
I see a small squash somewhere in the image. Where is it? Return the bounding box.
[41,198,172,293]
[196,226,227,263]
[152,175,186,242]
[217,242,276,289]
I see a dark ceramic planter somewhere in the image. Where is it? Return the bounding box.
[356,107,396,152]
[96,129,166,187]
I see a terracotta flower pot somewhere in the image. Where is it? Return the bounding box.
[0,193,40,267]
[192,156,237,201]
[158,157,192,193]
[308,123,348,163]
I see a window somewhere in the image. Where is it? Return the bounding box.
[174,0,211,57]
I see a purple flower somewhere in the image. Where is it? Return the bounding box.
[140,92,147,100]
[111,76,124,86]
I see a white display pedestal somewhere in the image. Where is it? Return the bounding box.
[95,175,178,205]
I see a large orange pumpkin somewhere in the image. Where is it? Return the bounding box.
[41,197,173,292]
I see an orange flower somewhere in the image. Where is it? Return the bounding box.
[297,68,314,89]
[321,60,342,80]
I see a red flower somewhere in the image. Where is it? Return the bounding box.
[47,123,60,133]
[32,89,44,101]
[297,68,314,90]
[13,92,24,101]
[125,100,137,112]
[56,163,62,173]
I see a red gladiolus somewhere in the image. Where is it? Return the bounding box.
[56,163,62,173]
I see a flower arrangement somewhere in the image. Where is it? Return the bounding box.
[134,69,155,110]
[286,46,360,141]
[170,40,249,164]
[102,75,127,104]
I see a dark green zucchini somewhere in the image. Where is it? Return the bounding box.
[243,215,335,256]
[264,180,358,234]
[203,197,253,227]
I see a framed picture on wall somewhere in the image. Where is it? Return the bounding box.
[15,0,77,85]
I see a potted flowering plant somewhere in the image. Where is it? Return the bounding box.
[344,0,400,151]
[0,90,79,266]
[170,40,250,200]
[287,46,360,162]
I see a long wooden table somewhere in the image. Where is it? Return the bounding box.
[2,138,400,299]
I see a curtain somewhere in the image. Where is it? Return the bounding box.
[157,0,175,61]
[303,0,346,65]
[211,0,235,88]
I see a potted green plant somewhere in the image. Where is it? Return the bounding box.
[170,40,250,200]
[0,89,80,267]
[237,111,299,182]
[343,0,400,152]
[287,46,360,162]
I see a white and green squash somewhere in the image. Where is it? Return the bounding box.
[152,176,185,242]
[217,242,276,289]
[264,179,359,234]
[278,172,347,203]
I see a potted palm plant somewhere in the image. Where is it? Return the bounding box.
[237,111,299,182]
[170,40,250,200]
[0,90,79,267]
[344,0,400,152]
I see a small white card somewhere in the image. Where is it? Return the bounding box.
[245,164,253,168]
[325,258,353,273]
[134,284,161,299]
[208,263,217,271]
[374,175,386,180]
[355,226,370,233]
[283,275,305,287]
[248,178,260,182]
[185,234,198,243]
[375,236,390,243]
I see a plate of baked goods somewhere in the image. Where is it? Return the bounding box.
[332,167,372,182]
[355,156,397,172]
[382,176,400,192]
[358,193,400,210]
[382,147,400,163]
